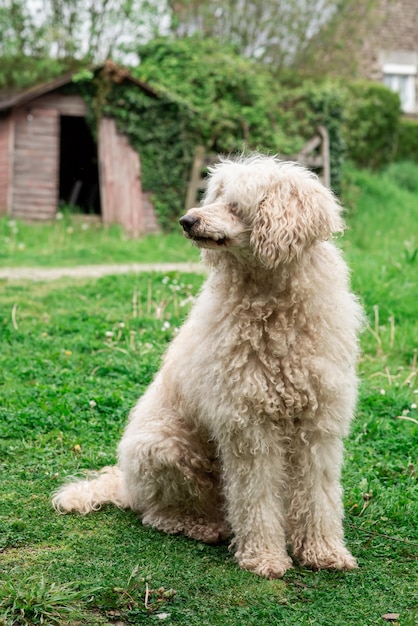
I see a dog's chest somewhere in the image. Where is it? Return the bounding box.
[186,295,320,421]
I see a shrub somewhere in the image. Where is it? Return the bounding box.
[76,41,347,227]
[342,81,400,169]
[384,160,418,194]
[395,117,418,163]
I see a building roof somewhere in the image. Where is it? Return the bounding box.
[0,60,159,112]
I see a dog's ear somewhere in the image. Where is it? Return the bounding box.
[250,178,344,268]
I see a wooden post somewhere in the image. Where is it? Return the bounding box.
[185,146,206,211]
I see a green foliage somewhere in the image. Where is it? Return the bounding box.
[342,81,401,169]
[135,36,293,154]
[0,55,82,90]
[384,160,418,194]
[396,117,418,163]
[0,572,96,625]
[99,37,346,224]
[278,80,345,193]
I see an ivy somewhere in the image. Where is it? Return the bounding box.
[100,38,347,226]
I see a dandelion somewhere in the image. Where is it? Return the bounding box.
[105,331,114,338]
[89,400,97,408]
[7,220,17,228]
[162,276,170,284]
[414,389,418,395]
[81,222,89,230]
[56,212,63,220]
[161,321,171,331]
[411,403,417,410]
[379,389,386,395]
[119,322,125,329]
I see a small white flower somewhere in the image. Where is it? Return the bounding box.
[105,331,114,338]
[8,220,17,228]
[411,403,417,410]
[81,222,89,230]
[379,389,386,395]
[17,242,25,250]
[89,400,97,408]
[161,321,171,331]
[402,409,410,416]
[66,226,74,234]
[413,389,418,395]
[119,322,125,329]
[56,212,63,220]
[162,276,170,284]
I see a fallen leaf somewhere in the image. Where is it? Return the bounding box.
[382,613,400,621]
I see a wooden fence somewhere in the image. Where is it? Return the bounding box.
[185,125,330,211]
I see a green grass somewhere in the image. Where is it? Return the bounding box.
[1,166,417,625]
[0,214,199,267]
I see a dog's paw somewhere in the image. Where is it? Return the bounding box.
[237,553,293,579]
[187,520,231,544]
[296,544,358,571]
[177,451,217,487]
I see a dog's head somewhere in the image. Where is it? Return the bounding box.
[179,154,344,269]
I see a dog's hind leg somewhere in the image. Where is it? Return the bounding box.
[287,428,357,571]
[118,411,230,544]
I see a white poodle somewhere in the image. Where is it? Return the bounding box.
[52,154,364,579]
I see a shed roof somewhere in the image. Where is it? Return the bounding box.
[0,60,159,112]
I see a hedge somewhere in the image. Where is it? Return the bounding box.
[342,81,401,169]
[395,117,418,163]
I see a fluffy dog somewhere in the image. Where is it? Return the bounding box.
[52,154,363,579]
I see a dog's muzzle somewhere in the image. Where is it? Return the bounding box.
[179,214,200,234]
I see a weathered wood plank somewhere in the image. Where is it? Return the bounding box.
[11,107,59,217]
[98,117,146,236]
[30,94,88,116]
[0,115,12,213]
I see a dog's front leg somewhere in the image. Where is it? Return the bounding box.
[287,429,357,571]
[220,428,293,579]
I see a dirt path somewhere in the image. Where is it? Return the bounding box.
[0,262,206,282]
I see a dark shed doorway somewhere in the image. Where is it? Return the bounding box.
[59,116,101,215]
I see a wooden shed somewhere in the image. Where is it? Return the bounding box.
[0,63,159,236]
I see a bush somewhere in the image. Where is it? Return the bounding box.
[395,117,418,163]
[278,81,345,194]
[109,38,346,224]
[384,160,418,194]
[76,41,347,227]
[342,81,401,169]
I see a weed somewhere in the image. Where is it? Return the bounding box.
[0,572,99,625]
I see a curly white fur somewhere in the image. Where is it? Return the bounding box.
[52,154,364,578]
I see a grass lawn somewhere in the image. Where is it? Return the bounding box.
[0,216,200,268]
[0,167,417,625]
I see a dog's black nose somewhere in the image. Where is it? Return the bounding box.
[179,214,199,232]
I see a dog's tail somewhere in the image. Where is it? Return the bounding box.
[52,465,128,514]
